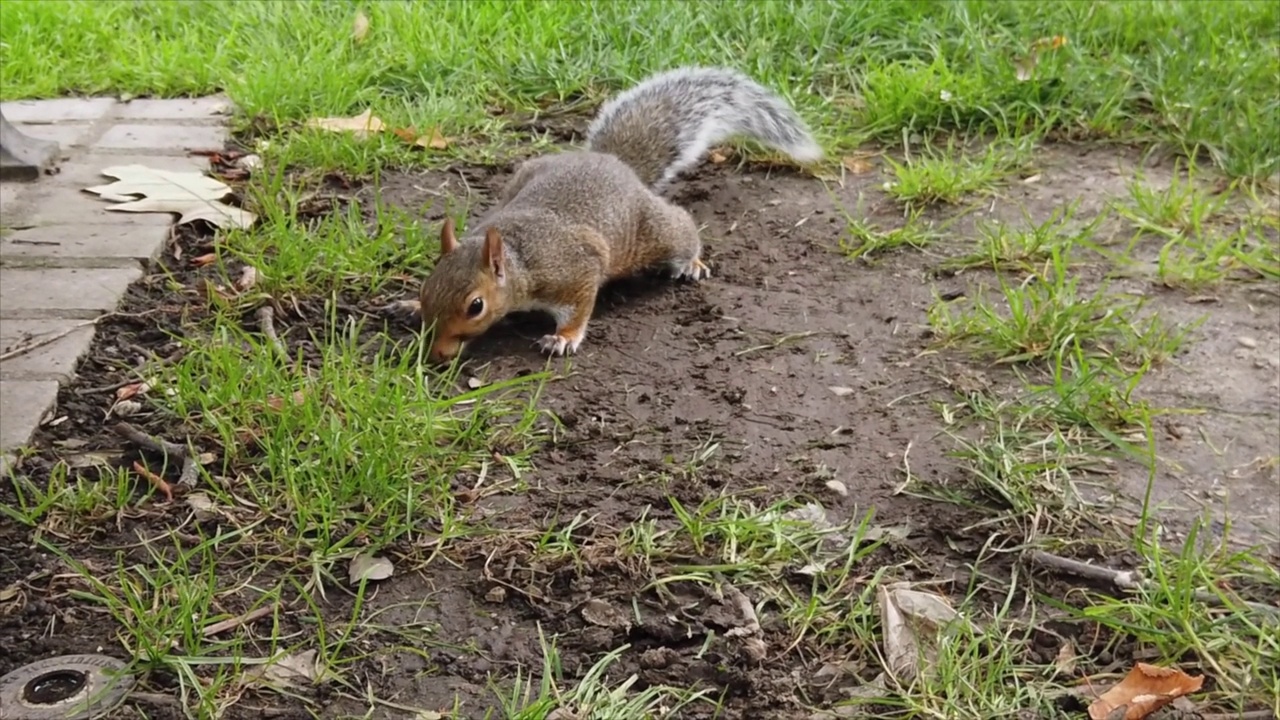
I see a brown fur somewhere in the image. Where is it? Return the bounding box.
[417,152,701,362]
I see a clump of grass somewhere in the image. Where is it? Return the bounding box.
[1153,223,1280,289]
[503,635,713,719]
[928,247,1192,368]
[1066,518,1280,715]
[1114,164,1236,239]
[883,141,1031,208]
[839,206,939,261]
[941,202,1108,274]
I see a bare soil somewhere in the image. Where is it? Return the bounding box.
[1,143,1277,719]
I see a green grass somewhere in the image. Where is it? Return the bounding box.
[3,0,1279,177]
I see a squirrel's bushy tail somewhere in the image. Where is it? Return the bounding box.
[585,66,823,190]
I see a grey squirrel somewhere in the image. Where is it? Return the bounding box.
[410,66,823,362]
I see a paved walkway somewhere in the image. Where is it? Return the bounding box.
[0,96,230,470]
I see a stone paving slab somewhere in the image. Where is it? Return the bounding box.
[0,319,96,381]
[0,380,60,451]
[0,94,231,453]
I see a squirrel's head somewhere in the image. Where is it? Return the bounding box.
[418,218,511,363]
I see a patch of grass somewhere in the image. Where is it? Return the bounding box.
[928,247,1192,368]
[882,141,1031,208]
[1114,164,1237,239]
[503,637,714,719]
[940,202,1108,274]
[1153,223,1280,290]
[839,206,939,261]
[1062,519,1280,714]
[2,1,1278,177]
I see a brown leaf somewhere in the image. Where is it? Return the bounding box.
[392,125,452,150]
[234,265,258,292]
[115,382,150,401]
[133,461,174,502]
[191,253,218,267]
[708,148,730,164]
[842,155,875,174]
[1087,663,1204,720]
[352,10,370,42]
[266,390,307,411]
[305,109,385,138]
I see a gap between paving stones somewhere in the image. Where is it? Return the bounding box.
[0,95,232,455]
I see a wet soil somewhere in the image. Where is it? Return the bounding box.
[2,143,1277,719]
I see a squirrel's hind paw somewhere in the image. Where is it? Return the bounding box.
[671,257,711,282]
[537,333,583,357]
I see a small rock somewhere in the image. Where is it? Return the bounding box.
[484,586,506,603]
[825,480,848,496]
[1238,336,1258,349]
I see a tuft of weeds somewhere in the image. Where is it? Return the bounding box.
[1114,163,1236,239]
[1153,222,1280,289]
[882,140,1032,208]
[839,206,939,261]
[502,634,714,719]
[928,247,1192,369]
[1062,518,1280,715]
[941,202,1109,274]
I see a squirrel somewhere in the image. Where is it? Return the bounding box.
[411,66,823,363]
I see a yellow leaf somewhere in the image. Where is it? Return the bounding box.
[352,11,370,42]
[305,109,385,138]
[842,155,875,174]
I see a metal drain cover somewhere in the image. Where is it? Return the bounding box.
[0,654,135,720]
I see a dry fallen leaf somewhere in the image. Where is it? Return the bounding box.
[878,583,964,683]
[306,109,385,138]
[709,148,730,164]
[191,253,218,267]
[116,382,151,401]
[393,125,452,150]
[352,10,370,42]
[348,551,394,584]
[1054,641,1078,676]
[842,155,875,174]
[1087,663,1204,720]
[235,266,258,292]
[265,390,307,411]
[105,196,257,229]
[84,164,256,230]
[248,649,327,688]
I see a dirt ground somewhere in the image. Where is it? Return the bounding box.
[2,143,1277,719]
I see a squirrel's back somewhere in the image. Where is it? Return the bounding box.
[584,66,823,190]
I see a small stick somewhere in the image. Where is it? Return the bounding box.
[256,305,288,359]
[132,461,173,502]
[112,422,200,488]
[0,320,96,362]
[202,605,275,637]
[1026,550,1280,618]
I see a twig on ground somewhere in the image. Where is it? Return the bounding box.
[202,604,276,637]
[0,319,96,362]
[1202,711,1275,720]
[132,461,174,502]
[112,422,200,488]
[1025,550,1280,618]
[256,305,288,359]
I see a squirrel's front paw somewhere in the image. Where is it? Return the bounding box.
[537,332,583,357]
[671,257,711,282]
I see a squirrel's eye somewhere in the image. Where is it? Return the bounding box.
[467,297,485,318]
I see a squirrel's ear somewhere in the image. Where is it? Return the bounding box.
[482,227,506,286]
[439,217,457,256]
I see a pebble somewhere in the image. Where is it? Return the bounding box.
[1237,336,1258,349]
